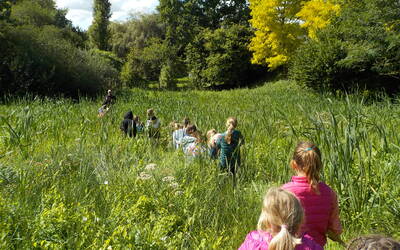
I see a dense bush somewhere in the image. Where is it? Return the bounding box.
[120,38,169,86]
[159,63,177,89]
[186,24,265,89]
[0,0,118,97]
[0,24,119,97]
[290,0,400,92]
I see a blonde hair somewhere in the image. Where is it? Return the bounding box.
[169,121,182,131]
[225,117,237,144]
[206,129,217,147]
[347,235,400,250]
[291,142,322,194]
[257,188,303,250]
[147,108,155,117]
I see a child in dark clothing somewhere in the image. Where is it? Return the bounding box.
[120,111,137,138]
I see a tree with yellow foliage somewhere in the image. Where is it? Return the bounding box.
[249,0,340,69]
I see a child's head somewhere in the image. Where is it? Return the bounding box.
[347,235,400,250]
[169,121,182,131]
[225,117,237,144]
[186,124,197,135]
[206,129,217,147]
[147,108,155,118]
[258,187,303,250]
[133,115,140,122]
[291,142,322,193]
[183,117,190,128]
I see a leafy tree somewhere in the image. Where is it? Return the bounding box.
[1,0,118,97]
[121,38,170,86]
[109,13,165,58]
[296,0,341,39]
[0,0,14,20]
[249,0,340,69]
[290,0,400,92]
[159,62,177,89]
[88,0,111,50]
[186,24,264,88]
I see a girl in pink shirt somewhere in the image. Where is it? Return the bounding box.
[239,187,323,250]
[282,142,344,248]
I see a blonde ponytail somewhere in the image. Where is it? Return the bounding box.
[269,226,302,250]
[257,188,304,250]
[225,117,237,144]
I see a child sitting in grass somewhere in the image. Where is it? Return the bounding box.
[206,129,221,159]
[146,108,161,139]
[134,115,144,133]
[239,187,322,250]
[282,142,345,248]
[170,121,184,149]
[181,124,204,157]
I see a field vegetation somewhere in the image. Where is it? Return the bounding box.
[1,81,399,249]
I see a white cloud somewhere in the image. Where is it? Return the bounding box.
[55,0,159,30]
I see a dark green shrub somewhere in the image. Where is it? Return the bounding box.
[290,0,400,93]
[0,25,119,97]
[186,24,265,89]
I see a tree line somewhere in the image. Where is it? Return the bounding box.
[1,0,399,97]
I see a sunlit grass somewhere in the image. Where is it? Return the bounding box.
[0,80,399,248]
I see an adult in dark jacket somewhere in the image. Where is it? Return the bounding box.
[103,89,116,107]
[120,111,137,138]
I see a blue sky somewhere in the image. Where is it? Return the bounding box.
[55,0,159,30]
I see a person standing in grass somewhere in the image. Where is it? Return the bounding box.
[282,142,345,248]
[120,111,136,138]
[216,117,244,176]
[239,187,323,250]
[102,89,116,108]
[146,108,161,139]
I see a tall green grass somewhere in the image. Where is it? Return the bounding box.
[0,81,399,249]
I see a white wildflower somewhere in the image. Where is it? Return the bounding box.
[145,163,157,171]
[160,236,167,241]
[107,246,112,250]
[95,217,100,222]
[82,216,88,222]
[169,182,179,189]
[104,180,109,185]
[175,191,184,196]
[162,176,175,182]
[138,172,152,180]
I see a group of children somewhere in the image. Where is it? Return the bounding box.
[239,142,400,250]
[119,108,159,139]
[170,116,244,175]
[112,104,399,249]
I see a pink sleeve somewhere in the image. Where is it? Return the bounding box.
[238,231,268,250]
[328,190,342,235]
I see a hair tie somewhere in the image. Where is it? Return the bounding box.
[303,146,314,152]
[281,224,288,230]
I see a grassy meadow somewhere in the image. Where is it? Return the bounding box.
[0,81,399,249]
